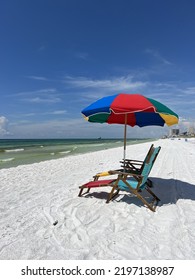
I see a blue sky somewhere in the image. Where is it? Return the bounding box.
[0,0,195,139]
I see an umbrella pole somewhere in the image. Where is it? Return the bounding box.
[123,114,127,163]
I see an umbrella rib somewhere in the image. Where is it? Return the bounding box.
[84,106,176,118]
[111,106,156,114]
[84,111,111,117]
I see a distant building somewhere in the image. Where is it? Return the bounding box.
[170,128,179,137]
[188,127,195,135]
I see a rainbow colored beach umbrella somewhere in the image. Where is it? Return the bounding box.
[82,93,179,160]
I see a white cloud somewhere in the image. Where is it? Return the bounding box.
[8,116,171,139]
[178,117,195,132]
[64,75,147,91]
[9,118,86,138]
[0,116,10,136]
[50,110,67,115]
[145,49,173,65]
[15,88,57,96]
[13,88,62,104]
[27,76,48,81]
[29,110,67,115]
[181,87,195,95]
[26,96,61,103]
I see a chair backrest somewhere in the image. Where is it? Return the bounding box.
[140,146,161,188]
[118,146,161,192]
[121,144,154,171]
[139,144,154,173]
[143,144,154,163]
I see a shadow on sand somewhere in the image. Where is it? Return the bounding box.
[81,177,195,209]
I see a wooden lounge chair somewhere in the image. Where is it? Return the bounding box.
[78,145,161,212]
[93,144,154,187]
[107,146,161,211]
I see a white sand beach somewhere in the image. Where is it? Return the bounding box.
[0,138,195,260]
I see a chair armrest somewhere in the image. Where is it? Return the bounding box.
[120,161,143,173]
[120,159,144,164]
[120,160,143,169]
[93,170,120,180]
[113,171,143,182]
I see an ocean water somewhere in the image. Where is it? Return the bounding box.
[0,138,152,169]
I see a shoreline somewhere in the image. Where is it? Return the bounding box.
[0,138,155,170]
[0,138,195,259]
[0,143,128,171]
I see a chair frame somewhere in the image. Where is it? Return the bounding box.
[78,145,161,212]
[106,146,161,211]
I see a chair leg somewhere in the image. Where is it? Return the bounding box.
[106,189,120,203]
[78,187,90,197]
[135,187,160,212]
[106,180,120,203]
[78,188,83,197]
[119,178,159,212]
[146,186,160,202]
[130,190,158,212]
[147,178,153,188]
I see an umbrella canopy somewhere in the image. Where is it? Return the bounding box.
[81,93,179,160]
[82,93,178,127]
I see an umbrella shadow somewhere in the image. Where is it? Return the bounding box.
[82,177,195,208]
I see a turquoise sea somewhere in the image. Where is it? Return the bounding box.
[0,138,153,169]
